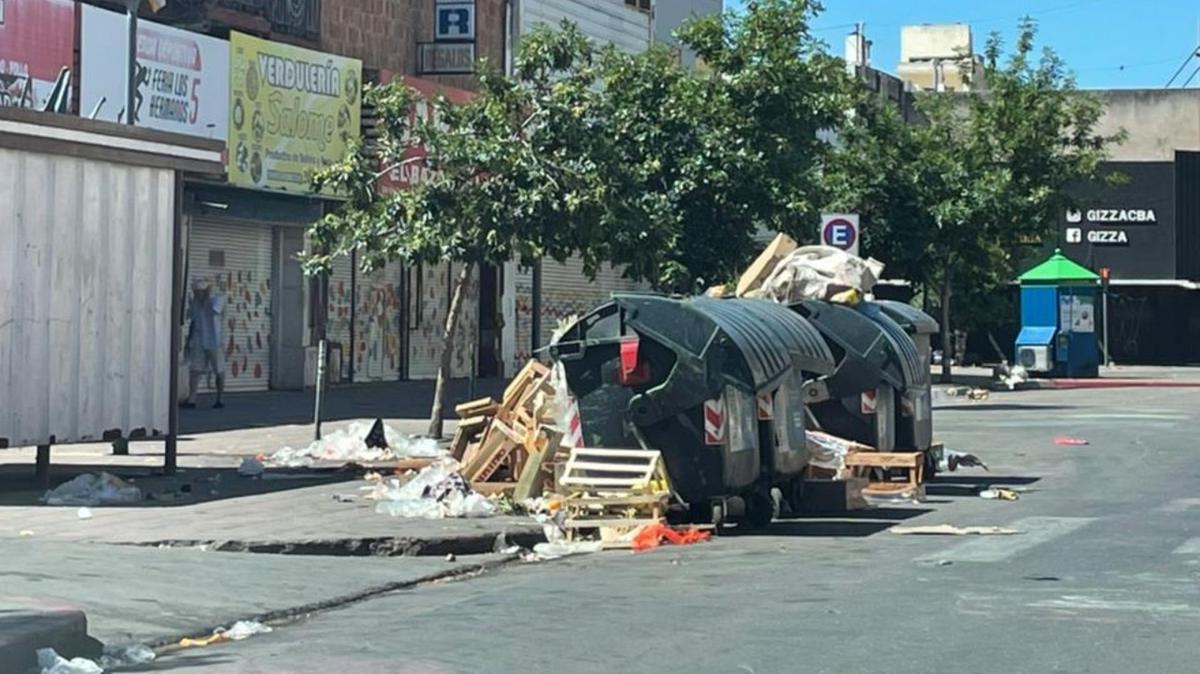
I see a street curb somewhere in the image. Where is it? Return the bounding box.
[131,528,546,557]
[0,601,103,674]
[1047,379,1200,389]
[148,553,523,653]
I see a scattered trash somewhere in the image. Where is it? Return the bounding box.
[739,242,884,303]
[631,524,712,552]
[19,529,34,537]
[237,457,265,477]
[940,449,990,472]
[979,487,1020,501]
[806,431,873,479]
[332,493,356,503]
[36,648,102,674]
[527,539,604,561]
[445,553,457,562]
[223,620,273,640]
[76,507,93,520]
[178,620,272,649]
[891,525,1021,536]
[100,643,156,667]
[1054,436,1089,446]
[267,419,445,468]
[933,386,991,405]
[935,559,953,566]
[997,364,1029,390]
[42,472,142,506]
[371,458,496,519]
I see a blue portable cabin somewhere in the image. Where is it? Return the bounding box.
[1015,249,1101,378]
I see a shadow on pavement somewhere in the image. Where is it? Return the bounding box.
[729,506,934,538]
[925,474,1041,497]
[0,463,357,508]
[181,377,508,435]
[935,404,1078,412]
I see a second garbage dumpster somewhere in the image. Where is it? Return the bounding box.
[549,293,836,527]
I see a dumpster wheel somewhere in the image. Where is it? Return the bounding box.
[746,491,774,529]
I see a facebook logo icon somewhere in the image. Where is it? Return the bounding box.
[436,2,475,41]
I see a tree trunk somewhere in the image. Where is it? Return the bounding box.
[939,272,953,384]
[427,262,475,439]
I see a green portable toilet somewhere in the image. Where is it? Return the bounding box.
[1015,249,1100,378]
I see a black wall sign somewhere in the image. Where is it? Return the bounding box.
[1054,161,1177,280]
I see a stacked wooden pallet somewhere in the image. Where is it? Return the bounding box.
[557,447,672,548]
[450,360,564,500]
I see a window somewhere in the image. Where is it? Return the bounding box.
[624,0,651,13]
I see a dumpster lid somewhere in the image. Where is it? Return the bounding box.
[613,294,835,392]
[874,300,939,334]
[856,302,929,388]
[1016,326,1056,345]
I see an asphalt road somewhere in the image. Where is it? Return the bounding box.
[141,387,1200,673]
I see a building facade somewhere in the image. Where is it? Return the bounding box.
[897,24,986,92]
[1029,90,1200,364]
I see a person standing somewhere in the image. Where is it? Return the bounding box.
[181,278,227,409]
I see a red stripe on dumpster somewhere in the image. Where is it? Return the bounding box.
[567,398,585,448]
[704,398,726,445]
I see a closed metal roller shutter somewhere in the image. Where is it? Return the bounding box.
[188,220,273,392]
[538,254,646,344]
[326,254,355,381]
[406,262,480,380]
[355,261,405,381]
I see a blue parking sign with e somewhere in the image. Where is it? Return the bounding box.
[822,218,856,249]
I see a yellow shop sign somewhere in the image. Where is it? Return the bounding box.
[228,32,362,194]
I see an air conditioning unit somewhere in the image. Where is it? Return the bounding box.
[1017,345,1052,373]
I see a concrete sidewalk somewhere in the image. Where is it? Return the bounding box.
[1,539,514,648]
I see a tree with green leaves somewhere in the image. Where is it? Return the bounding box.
[826,18,1123,381]
[308,24,618,438]
[594,0,854,291]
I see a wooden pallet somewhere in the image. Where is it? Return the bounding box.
[845,451,924,491]
[558,448,671,545]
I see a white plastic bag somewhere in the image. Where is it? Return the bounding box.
[43,472,142,506]
[37,648,102,674]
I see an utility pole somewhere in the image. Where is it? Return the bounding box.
[125,0,139,125]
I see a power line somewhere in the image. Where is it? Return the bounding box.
[1182,64,1200,88]
[1164,45,1200,87]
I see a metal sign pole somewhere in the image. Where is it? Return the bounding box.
[313,338,327,440]
[125,0,139,125]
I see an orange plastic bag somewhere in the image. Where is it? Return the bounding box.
[631,523,712,552]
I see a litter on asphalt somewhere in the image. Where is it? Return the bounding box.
[979,487,1020,501]
[1054,436,1089,446]
[37,648,102,674]
[369,458,496,519]
[890,524,1022,536]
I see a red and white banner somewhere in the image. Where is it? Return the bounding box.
[704,397,726,445]
[0,0,75,110]
[756,391,774,420]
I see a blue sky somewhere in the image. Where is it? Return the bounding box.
[723,1,1200,89]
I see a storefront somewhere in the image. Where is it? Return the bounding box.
[184,184,321,392]
[1031,151,1200,364]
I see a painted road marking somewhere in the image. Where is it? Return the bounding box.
[1157,498,1200,513]
[1172,538,1200,554]
[916,516,1096,563]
